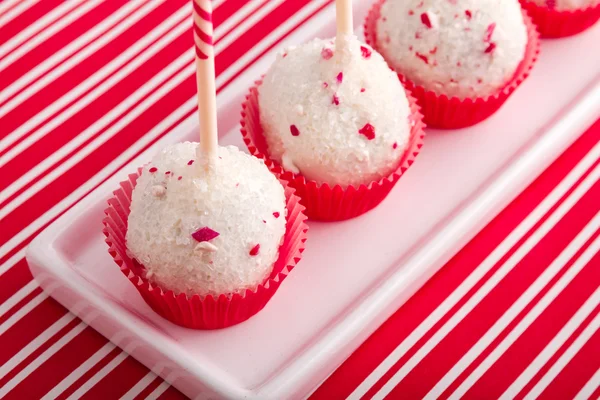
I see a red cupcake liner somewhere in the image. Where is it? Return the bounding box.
[520,0,600,38]
[240,81,425,222]
[365,0,541,129]
[102,170,308,330]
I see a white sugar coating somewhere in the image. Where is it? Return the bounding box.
[258,36,412,188]
[529,0,598,10]
[376,0,528,99]
[126,142,287,297]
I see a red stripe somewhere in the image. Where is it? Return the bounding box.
[133,376,164,400]
[195,44,209,60]
[0,0,63,47]
[194,23,213,44]
[0,287,43,326]
[312,118,600,399]
[158,385,188,400]
[192,1,212,22]
[0,259,33,304]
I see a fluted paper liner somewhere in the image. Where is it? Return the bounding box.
[520,0,600,38]
[365,0,541,129]
[103,171,308,330]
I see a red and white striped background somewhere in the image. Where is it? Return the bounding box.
[0,1,599,399]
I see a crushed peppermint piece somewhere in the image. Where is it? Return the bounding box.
[178,176,182,181]
[290,125,300,136]
[149,167,158,173]
[187,160,194,165]
[421,13,432,28]
[393,142,398,149]
[263,220,266,224]
[360,46,372,59]
[192,227,220,242]
[465,9,472,19]
[359,123,376,140]
[249,244,260,256]
[332,94,340,105]
[321,47,333,60]
[546,0,556,8]
[484,23,496,42]
[273,212,280,218]
[282,53,288,58]
[336,72,343,84]
[429,46,438,54]
[408,9,414,15]
[360,88,366,93]
[323,82,329,88]
[165,171,171,175]
[415,31,422,39]
[415,52,429,64]
[485,42,496,54]
[195,242,218,252]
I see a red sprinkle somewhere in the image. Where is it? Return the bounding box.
[360,45,372,59]
[465,10,472,19]
[360,88,366,93]
[165,171,171,175]
[485,42,496,54]
[273,212,280,218]
[249,244,260,256]
[336,72,343,84]
[149,167,158,173]
[332,94,340,105]
[178,176,182,180]
[420,13,432,28]
[192,227,220,242]
[187,159,194,165]
[393,142,398,149]
[290,125,300,136]
[484,23,496,42]
[358,123,376,140]
[321,47,333,60]
[415,52,429,64]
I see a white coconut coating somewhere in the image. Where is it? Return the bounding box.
[258,36,412,188]
[529,0,598,10]
[376,0,528,99]
[126,142,287,297]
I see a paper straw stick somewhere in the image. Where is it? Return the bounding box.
[336,0,353,37]
[193,0,218,163]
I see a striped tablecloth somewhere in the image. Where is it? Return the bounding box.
[1,1,599,399]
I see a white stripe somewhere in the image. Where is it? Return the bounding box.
[0,0,86,60]
[40,342,117,400]
[447,215,600,399]
[120,371,159,400]
[428,209,600,399]
[64,350,129,400]
[0,313,76,379]
[0,291,48,336]
[0,321,87,397]
[0,249,25,277]
[0,28,193,219]
[0,0,24,16]
[574,367,600,400]
[349,140,600,400]
[0,0,40,27]
[0,0,327,262]
[0,0,164,121]
[0,280,38,316]
[0,0,144,106]
[146,381,170,400]
[508,290,600,400]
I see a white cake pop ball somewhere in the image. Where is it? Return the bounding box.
[126,142,287,297]
[376,0,528,99]
[258,36,412,188]
[529,0,598,10]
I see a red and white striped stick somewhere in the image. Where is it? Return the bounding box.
[193,0,218,164]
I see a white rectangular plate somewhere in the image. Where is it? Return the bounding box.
[27,2,600,399]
